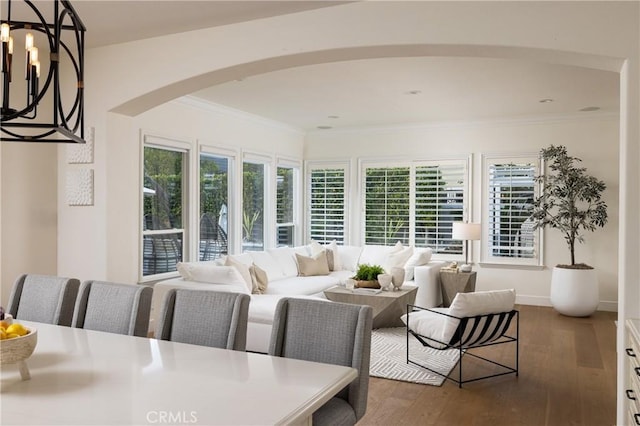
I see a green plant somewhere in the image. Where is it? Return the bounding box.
[528,145,608,268]
[353,264,385,281]
[242,210,261,241]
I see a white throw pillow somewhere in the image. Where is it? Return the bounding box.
[225,256,253,292]
[267,247,299,278]
[384,246,414,273]
[339,245,363,272]
[403,247,433,281]
[249,251,286,281]
[309,240,324,255]
[175,263,249,292]
[358,244,394,267]
[328,240,342,271]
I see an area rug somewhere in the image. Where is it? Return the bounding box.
[370,327,459,386]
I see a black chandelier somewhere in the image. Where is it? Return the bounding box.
[1,0,86,143]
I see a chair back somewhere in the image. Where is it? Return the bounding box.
[269,298,373,422]
[72,280,153,337]
[157,289,250,351]
[449,310,517,347]
[8,274,80,326]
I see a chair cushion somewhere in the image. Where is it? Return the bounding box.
[402,289,516,347]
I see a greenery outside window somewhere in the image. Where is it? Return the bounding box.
[361,159,468,256]
[243,159,266,252]
[199,152,231,261]
[482,155,540,266]
[142,139,188,279]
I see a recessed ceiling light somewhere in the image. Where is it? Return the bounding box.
[579,106,600,112]
[539,98,554,103]
[317,125,332,130]
[328,115,340,119]
[405,90,422,95]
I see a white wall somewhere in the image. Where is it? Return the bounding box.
[305,115,619,309]
[0,143,58,305]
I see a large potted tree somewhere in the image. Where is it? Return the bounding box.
[529,145,608,317]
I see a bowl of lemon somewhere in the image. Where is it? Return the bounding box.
[0,320,37,380]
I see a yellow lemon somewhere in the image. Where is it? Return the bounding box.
[0,328,6,340]
[0,320,9,330]
[5,323,28,337]
[6,333,19,339]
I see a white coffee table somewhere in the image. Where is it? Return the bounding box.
[323,285,418,328]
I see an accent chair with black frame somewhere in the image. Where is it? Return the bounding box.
[403,289,519,388]
[269,297,373,426]
[8,274,81,326]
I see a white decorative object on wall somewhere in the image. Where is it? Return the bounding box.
[66,169,94,206]
[66,127,95,164]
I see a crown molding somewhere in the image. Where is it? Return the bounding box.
[306,111,620,136]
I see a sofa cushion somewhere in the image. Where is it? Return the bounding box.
[384,245,414,273]
[296,252,330,276]
[176,262,249,290]
[403,247,433,281]
[267,247,299,278]
[249,251,286,281]
[338,245,363,271]
[328,240,342,270]
[265,273,343,295]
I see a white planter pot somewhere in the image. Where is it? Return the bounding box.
[550,266,599,317]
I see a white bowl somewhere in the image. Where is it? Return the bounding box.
[0,327,38,364]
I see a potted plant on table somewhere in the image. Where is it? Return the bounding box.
[528,145,608,316]
[352,264,385,289]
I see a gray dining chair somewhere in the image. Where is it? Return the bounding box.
[8,274,81,326]
[157,289,250,351]
[269,298,373,426]
[72,280,153,337]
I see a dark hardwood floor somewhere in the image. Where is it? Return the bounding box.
[359,305,617,426]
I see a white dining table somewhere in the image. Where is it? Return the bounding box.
[0,321,357,425]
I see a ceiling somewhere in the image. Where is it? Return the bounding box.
[8,1,619,132]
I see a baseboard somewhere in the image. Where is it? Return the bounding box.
[515,295,618,312]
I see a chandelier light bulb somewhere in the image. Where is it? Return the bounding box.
[0,24,9,43]
[29,46,38,64]
[25,33,33,50]
[8,36,13,54]
[33,60,40,77]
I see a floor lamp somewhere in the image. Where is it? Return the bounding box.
[452,222,481,272]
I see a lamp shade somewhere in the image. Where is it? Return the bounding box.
[452,222,481,241]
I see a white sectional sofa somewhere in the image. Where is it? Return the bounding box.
[150,243,446,353]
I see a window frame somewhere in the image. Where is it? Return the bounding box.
[481,153,543,267]
[358,157,470,261]
[139,133,192,282]
[276,157,301,247]
[242,151,271,252]
[198,145,236,260]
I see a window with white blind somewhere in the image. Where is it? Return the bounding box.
[307,165,347,244]
[482,155,541,266]
[362,159,468,256]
